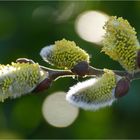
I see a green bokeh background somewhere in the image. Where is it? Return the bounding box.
[0,1,140,139]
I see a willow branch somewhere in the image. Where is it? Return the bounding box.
[40,65,136,81]
[40,65,75,80]
[16,58,139,87]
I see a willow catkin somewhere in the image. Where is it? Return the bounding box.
[40,39,90,69]
[0,62,46,102]
[66,69,120,110]
[102,16,140,72]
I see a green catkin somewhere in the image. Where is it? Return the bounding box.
[0,62,46,102]
[40,39,90,69]
[66,69,118,110]
[102,16,140,72]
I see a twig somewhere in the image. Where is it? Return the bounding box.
[16,58,140,93]
[40,65,131,80]
[40,65,75,80]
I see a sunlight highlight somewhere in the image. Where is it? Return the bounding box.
[75,10,109,44]
[42,91,79,127]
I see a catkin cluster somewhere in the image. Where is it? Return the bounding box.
[0,16,136,111]
[41,36,131,110]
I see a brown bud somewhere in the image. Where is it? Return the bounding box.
[136,50,140,68]
[71,61,89,77]
[115,77,130,98]
[33,78,52,93]
[16,58,35,64]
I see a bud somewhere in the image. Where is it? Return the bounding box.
[0,62,46,102]
[115,77,130,98]
[33,78,52,93]
[40,39,90,69]
[66,69,118,110]
[102,16,140,72]
[71,61,89,77]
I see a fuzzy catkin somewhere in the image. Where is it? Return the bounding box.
[0,62,46,102]
[102,16,140,72]
[66,69,119,110]
[40,39,90,69]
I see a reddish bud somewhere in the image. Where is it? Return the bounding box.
[115,77,130,98]
[71,61,89,77]
[33,78,52,93]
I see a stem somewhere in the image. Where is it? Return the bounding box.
[40,65,132,81]
[16,57,140,83]
[16,58,132,80]
[16,58,140,94]
[35,63,140,93]
[40,65,74,80]
[49,70,75,80]
[87,66,104,76]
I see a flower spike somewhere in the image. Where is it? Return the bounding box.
[40,39,90,69]
[66,69,130,110]
[0,62,46,102]
[102,16,140,72]
[66,69,118,110]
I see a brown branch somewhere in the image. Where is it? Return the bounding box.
[16,58,131,81]
[40,65,75,80]
[16,58,139,93]
[40,65,131,80]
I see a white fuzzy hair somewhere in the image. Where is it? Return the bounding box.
[40,45,54,61]
[66,78,116,111]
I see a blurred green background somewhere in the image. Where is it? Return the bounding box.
[0,1,140,139]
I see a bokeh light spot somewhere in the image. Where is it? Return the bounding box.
[75,10,109,44]
[42,91,79,128]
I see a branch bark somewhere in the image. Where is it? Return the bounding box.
[16,58,140,93]
[40,65,133,81]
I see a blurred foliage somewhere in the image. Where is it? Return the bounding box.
[0,1,140,139]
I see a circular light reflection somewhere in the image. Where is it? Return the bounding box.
[75,10,109,44]
[42,91,79,128]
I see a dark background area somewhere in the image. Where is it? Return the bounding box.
[0,1,140,139]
